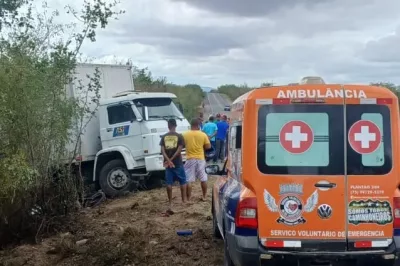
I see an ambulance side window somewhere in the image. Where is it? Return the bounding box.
[229,125,242,181]
[229,126,236,152]
[234,126,242,149]
[228,125,242,150]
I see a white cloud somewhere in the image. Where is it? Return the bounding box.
[46,0,400,87]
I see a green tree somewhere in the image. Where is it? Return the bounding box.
[370,82,397,91]
[217,84,253,101]
[132,66,153,91]
[0,0,123,245]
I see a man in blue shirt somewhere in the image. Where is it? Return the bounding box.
[215,115,229,163]
[202,115,218,151]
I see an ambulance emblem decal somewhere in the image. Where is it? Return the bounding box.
[264,184,319,226]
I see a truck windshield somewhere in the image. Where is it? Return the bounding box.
[133,98,183,120]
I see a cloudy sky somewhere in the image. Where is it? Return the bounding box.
[53,0,400,88]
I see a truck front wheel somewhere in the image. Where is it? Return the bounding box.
[99,159,131,197]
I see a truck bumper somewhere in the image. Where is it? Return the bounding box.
[144,152,187,172]
[144,155,164,171]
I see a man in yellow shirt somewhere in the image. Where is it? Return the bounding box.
[183,118,211,201]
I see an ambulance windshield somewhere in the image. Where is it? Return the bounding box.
[257,104,392,175]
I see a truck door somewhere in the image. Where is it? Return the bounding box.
[345,95,394,250]
[257,96,348,251]
[100,102,143,158]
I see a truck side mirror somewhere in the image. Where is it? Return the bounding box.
[143,106,149,120]
[177,103,183,113]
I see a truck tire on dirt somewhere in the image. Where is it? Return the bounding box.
[99,159,131,197]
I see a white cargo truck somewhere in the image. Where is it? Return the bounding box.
[66,63,190,197]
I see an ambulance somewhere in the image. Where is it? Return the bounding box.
[208,77,400,265]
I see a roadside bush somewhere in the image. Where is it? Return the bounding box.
[0,152,37,244]
[167,83,204,120]
[0,0,123,247]
[0,151,80,245]
[217,84,253,101]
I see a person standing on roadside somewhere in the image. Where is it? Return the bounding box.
[198,113,204,130]
[214,113,221,124]
[160,119,187,211]
[183,119,211,201]
[225,117,231,157]
[202,115,218,150]
[215,114,229,163]
[225,126,229,158]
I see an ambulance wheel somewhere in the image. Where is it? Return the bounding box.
[224,239,234,266]
[99,159,131,198]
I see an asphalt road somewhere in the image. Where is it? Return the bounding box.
[205,92,232,118]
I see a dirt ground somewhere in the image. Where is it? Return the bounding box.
[0,177,224,266]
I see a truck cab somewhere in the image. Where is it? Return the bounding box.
[94,90,190,196]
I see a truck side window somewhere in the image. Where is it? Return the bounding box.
[107,104,136,125]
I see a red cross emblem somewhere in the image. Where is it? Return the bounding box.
[348,120,381,154]
[279,121,314,154]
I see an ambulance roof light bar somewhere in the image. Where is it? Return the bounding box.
[300,76,326,85]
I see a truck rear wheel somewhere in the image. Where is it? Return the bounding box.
[99,159,131,197]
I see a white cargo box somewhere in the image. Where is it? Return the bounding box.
[66,63,135,162]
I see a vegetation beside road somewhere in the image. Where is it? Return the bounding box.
[0,0,123,247]
[0,0,207,250]
[1,0,400,261]
[217,82,273,101]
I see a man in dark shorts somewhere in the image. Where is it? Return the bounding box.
[160,119,187,211]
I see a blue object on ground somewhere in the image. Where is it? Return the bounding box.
[176,229,193,236]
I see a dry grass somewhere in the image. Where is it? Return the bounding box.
[0,177,224,266]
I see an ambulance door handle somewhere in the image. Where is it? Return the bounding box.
[314,182,336,189]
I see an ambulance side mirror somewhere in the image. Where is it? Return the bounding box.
[205,165,220,175]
